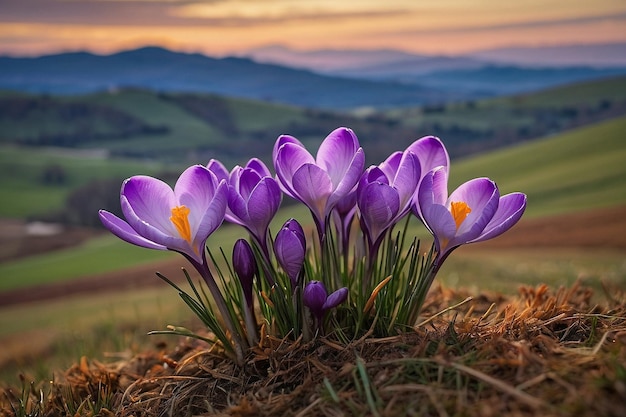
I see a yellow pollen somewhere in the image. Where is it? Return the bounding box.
[450,201,471,230]
[170,205,192,244]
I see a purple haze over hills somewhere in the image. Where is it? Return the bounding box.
[241,42,626,72]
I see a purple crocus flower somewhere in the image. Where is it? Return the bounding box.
[357,150,421,248]
[406,136,450,178]
[415,166,527,264]
[226,158,282,247]
[303,280,349,323]
[273,127,365,239]
[274,218,306,287]
[206,158,230,183]
[232,238,257,307]
[98,165,228,265]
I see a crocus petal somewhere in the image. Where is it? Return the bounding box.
[246,177,281,237]
[233,238,257,305]
[175,165,219,234]
[194,180,228,250]
[392,151,421,212]
[316,127,360,187]
[274,229,305,285]
[176,166,228,252]
[379,151,403,180]
[422,203,457,254]
[470,192,527,243]
[322,287,349,311]
[98,210,167,251]
[334,189,357,217]
[415,167,448,220]
[303,280,327,319]
[275,142,316,197]
[358,182,400,244]
[246,157,272,178]
[237,168,263,201]
[291,163,333,224]
[328,147,365,208]
[272,134,303,165]
[207,159,230,183]
[121,175,176,235]
[406,136,450,177]
[227,191,247,226]
[447,178,499,244]
[120,193,187,253]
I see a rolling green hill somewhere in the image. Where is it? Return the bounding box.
[0,75,624,221]
[1,116,624,291]
[1,75,625,167]
[449,116,626,217]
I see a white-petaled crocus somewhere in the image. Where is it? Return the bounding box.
[226,158,282,248]
[273,127,365,239]
[357,150,421,250]
[303,280,349,324]
[274,218,306,287]
[98,164,228,266]
[415,166,527,265]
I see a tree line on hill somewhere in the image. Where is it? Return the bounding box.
[4,86,625,229]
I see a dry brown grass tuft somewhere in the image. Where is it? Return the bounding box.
[2,281,625,417]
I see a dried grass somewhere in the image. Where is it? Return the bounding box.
[2,281,625,417]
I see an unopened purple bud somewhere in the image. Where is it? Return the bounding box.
[303,280,327,320]
[274,218,306,286]
[233,238,257,306]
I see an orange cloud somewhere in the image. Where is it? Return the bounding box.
[0,0,625,56]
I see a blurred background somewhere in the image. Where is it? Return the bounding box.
[1,0,625,382]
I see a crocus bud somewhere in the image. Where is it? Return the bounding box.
[303,280,327,321]
[303,280,349,323]
[233,238,257,306]
[274,218,306,287]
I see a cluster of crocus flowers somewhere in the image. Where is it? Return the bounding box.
[99,127,526,364]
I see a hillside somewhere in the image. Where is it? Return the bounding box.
[2,75,625,166]
[449,116,626,217]
[0,75,624,225]
[1,115,625,291]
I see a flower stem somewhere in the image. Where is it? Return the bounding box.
[189,254,246,366]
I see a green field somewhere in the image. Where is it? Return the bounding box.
[449,115,626,217]
[1,116,624,292]
[0,145,176,217]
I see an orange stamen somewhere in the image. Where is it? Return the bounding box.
[170,205,192,244]
[450,201,471,230]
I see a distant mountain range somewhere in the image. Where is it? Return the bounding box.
[242,43,626,71]
[242,44,626,96]
[1,44,625,109]
[0,47,462,110]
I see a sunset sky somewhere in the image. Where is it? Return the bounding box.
[1,0,625,57]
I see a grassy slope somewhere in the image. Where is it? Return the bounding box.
[1,116,624,290]
[0,145,174,217]
[0,203,310,291]
[449,115,626,217]
[392,75,626,132]
[84,90,224,152]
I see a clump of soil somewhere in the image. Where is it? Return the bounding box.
[2,281,625,417]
